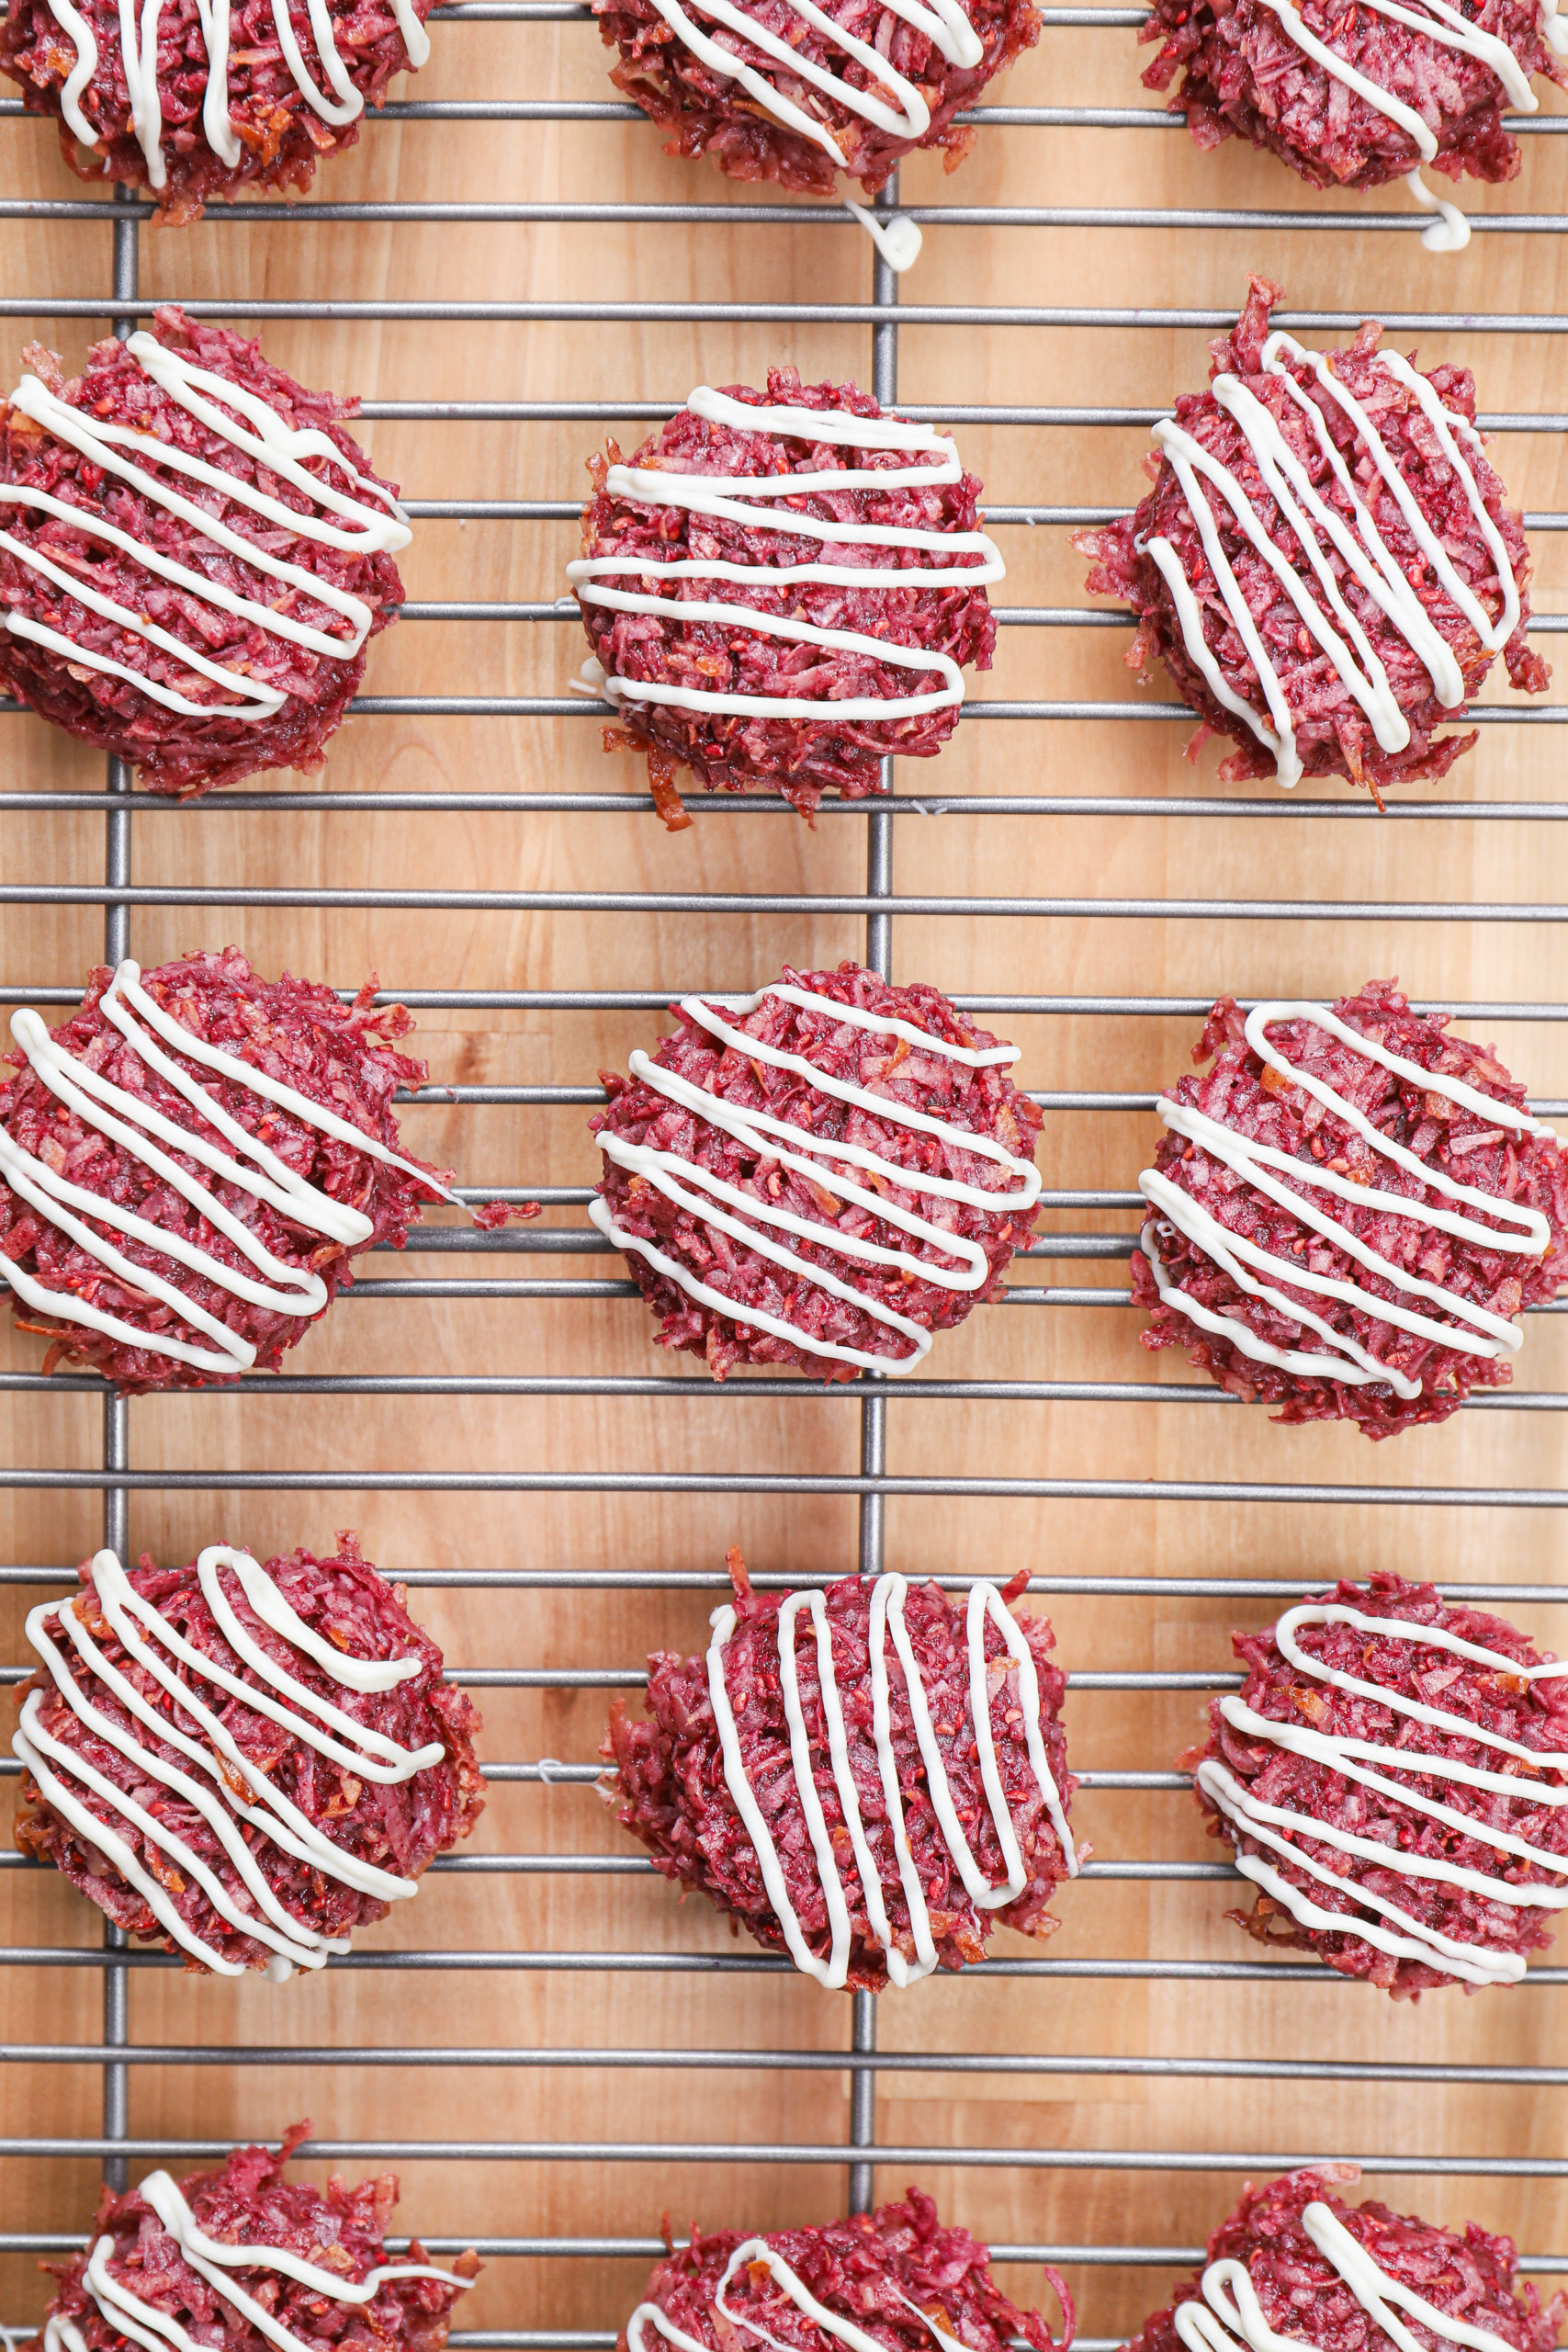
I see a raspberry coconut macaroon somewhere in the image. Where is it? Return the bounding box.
[1,0,434,215]
[15,1535,484,1976]
[590,0,1041,250]
[0,308,407,797]
[1187,1573,1568,1996]
[604,1550,1080,1987]
[0,947,527,1394]
[623,2188,1073,2352]
[19,2127,476,2352]
[1127,2165,1563,2352]
[1078,279,1548,799]
[1137,0,1568,250]
[571,371,1001,828]
[1132,983,1568,1438]
[590,962,1042,1381]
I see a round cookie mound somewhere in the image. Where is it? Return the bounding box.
[622,2187,1071,2352]
[1132,983,1568,1437]
[1,0,434,214]
[0,307,405,797]
[604,1554,1078,1988]
[1128,2165,1562,2352]
[0,948,447,1392]
[23,2127,473,2352]
[575,369,998,826]
[590,0,1041,199]
[1078,278,1548,797]
[1186,1574,1568,1998]
[590,962,1042,1381]
[1138,0,1566,203]
[15,1535,485,1973]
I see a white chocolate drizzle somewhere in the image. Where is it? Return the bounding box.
[1139,999,1559,1400]
[569,384,1003,726]
[704,1572,1077,1988]
[1174,2196,1523,2352]
[39,0,430,191]
[43,2163,466,2352]
[842,198,924,274]
[629,2236,974,2352]
[589,981,1040,1374]
[1245,0,1568,250]
[14,1544,453,1979]
[1,329,410,722]
[1199,1599,1568,1988]
[635,0,980,172]
[1144,328,1521,789]
[0,958,456,1377]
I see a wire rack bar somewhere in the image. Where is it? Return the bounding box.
[8,1568,1568,1602]
[9,886,1568,915]
[17,795,1568,821]
[6,1471,1568,1507]
[90,186,140,2203]
[97,503,1561,527]
[0,2234,1161,2257]
[24,1216,1568,1253]
[14,197,1568,233]
[412,3,1145,15]
[840,187,900,2214]
[434,3,1150,16]
[4,2234,1568,2273]
[5,1949,1567,1983]
[377,404,1568,427]
[3,2139,1566,2176]
[0,1758,1183,1780]
[65,1283,1568,1314]
[4,1217,1558,1262]
[13,298,1568,329]
[5,601,1556,636]
[8,987,1568,1019]
[12,2046,1568,2087]
[9,93,1558,131]
[3,87,1563,127]
[363,98,1568,128]
[208,605,1568,629]
[5,1372,1568,1409]
[370,695,1568,714]
[9,2237,1556,2269]
[0,1857,1333,1882]
[10,695,1568,720]
[0,1667,1237,1690]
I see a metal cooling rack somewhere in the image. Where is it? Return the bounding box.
[3,30,1568,2352]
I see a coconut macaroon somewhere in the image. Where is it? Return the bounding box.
[1132,984,1567,1437]
[18,2129,476,2352]
[0,950,467,1391]
[590,0,1042,205]
[1136,0,1568,247]
[1185,1574,1568,1996]
[1125,2165,1563,2352]
[1,0,435,215]
[604,1550,1079,1987]
[15,1535,485,1974]
[0,309,407,794]
[574,371,1000,827]
[1078,279,1547,799]
[591,963,1042,1381]
[619,2188,1072,2352]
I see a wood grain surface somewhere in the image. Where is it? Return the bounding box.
[3,21,1568,2352]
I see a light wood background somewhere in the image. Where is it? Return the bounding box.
[3,19,1568,2352]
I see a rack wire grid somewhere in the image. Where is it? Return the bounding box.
[3,17,1568,2352]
